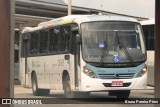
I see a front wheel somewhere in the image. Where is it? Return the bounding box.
[64,76,78,98]
[109,90,130,98]
[31,73,50,96]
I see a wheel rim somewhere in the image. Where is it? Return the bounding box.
[32,77,37,93]
[66,81,71,95]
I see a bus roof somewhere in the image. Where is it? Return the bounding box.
[140,18,155,25]
[73,14,139,24]
[22,14,139,33]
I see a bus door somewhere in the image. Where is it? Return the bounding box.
[74,41,80,88]
[72,30,80,89]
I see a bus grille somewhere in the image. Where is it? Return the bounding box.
[98,73,135,79]
[103,83,132,87]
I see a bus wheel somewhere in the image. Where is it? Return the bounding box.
[109,90,130,98]
[64,76,77,98]
[31,73,50,96]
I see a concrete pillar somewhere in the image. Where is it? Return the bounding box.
[155,0,160,101]
[155,0,160,107]
[68,0,72,15]
[0,0,14,106]
[18,23,24,82]
[10,0,15,100]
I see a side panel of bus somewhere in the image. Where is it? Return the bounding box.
[20,24,79,91]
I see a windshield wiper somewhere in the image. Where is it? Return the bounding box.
[100,41,107,66]
[116,32,135,65]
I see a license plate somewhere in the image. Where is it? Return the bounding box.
[112,81,123,86]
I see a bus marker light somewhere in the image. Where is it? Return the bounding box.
[47,24,53,28]
[83,66,89,73]
[138,64,148,77]
[83,66,97,78]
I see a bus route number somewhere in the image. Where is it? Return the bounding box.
[57,59,64,66]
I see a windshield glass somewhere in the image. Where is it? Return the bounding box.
[81,22,146,63]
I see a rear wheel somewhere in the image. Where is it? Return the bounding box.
[109,90,130,98]
[31,73,50,96]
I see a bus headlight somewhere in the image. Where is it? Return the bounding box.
[138,64,148,77]
[83,66,97,78]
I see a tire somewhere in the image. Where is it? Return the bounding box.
[109,90,130,99]
[64,75,78,98]
[31,73,50,96]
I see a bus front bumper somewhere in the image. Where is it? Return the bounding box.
[80,72,147,92]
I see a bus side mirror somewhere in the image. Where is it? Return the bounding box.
[76,34,81,44]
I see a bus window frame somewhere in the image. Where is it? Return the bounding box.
[21,33,30,58]
[39,29,49,55]
[21,23,79,58]
[79,21,146,66]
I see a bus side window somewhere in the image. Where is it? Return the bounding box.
[59,26,65,52]
[64,25,71,52]
[22,33,30,57]
[59,25,71,53]
[49,28,54,52]
[70,24,78,54]
[49,27,59,53]
[39,30,49,54]
[30,32,39,55]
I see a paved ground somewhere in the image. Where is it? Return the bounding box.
[12,85,156,107]
[14,85,154,98]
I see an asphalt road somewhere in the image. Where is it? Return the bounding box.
[12,85,156,107]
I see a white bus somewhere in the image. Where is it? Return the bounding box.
[20,15,148,98]
[141,19,155,86]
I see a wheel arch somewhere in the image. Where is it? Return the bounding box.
[62,70,69,89]
[31,70,36,79]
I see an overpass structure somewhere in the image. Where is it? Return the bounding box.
[15,0,148,29]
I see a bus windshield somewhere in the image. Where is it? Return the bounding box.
[81,21,146,64]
